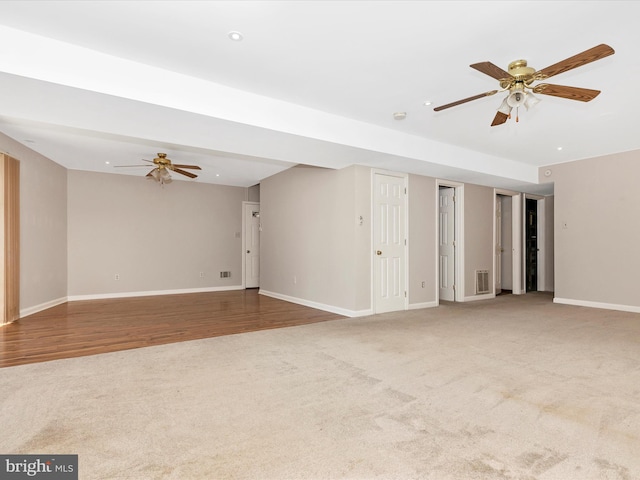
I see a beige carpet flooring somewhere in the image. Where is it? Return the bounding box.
[1,292,639,479]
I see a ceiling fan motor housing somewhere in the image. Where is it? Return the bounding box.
[154,153,171,166]
[504,60,535,108]
[508,60,535,83]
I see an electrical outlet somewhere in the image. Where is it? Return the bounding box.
[114,274,120,281]
[199,272,205,278]
[293,276,297,284]
[421,281,425,288]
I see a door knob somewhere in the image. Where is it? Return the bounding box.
[247,250,250,254]
[376,250,382,255]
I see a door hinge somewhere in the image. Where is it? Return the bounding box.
[452,240,456,247]
[453,195,456,202]
[453,284,456,291]
[404,239,407,246]
[404,291,407,298]
[404,187,407,195]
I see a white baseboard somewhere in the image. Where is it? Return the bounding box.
[408,301,438,310]
[553,297,640,314]
[67,285,244,302]
[21,289,440,320]
[20,296,68,318]
[259,290,371,317]
[462,293,495,302]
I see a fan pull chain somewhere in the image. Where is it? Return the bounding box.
[516,107,519,123]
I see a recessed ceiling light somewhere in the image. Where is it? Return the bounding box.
[228,31,243,41]
[216,174,220,177]
[423,101,432,106]
[105,161,110,165]
[393,112,407,120]
[557,146,563,151]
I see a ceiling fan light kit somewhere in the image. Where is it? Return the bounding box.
[147,165,172,185]
[433,44,615,126]
[116,153,202,185]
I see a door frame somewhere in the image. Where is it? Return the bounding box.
[1,154,20,325]
[495,194,503,295]
[371,169,408,314]
[494,189,523,295]
[436,180,464,303]
[242,201,260,289]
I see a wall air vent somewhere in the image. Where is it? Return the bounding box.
[220,271,232,278]
[476,270,490,294]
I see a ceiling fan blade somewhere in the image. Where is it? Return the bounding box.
[470,62,513,81]
[532,84,601,102]
[172,167,198,179]
[534,44,614,80]
[433,90,499,112]
[491,111,509,127]
[172,164,202,170]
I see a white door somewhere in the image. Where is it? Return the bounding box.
[495,196,502,295]
[373,173,406,313]
[244,203,260,288]
[500,195,514,291]
[439,187,456,301]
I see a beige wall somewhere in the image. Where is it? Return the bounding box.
[260,165,371,314]
[260,164,506,313]
[0,133,68,315]
[464,183,494,298]
[543,150,640,309]
[67,170,247,297]
[260,166,440,314]
[248,184,260,202]
[353,165,373,309]
[408,174,437,306]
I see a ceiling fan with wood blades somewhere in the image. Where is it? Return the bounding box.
[433,44,615,126]
[115,153,201,184]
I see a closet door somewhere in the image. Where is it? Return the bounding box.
[1,153,20,325]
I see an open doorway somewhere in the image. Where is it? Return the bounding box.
[494,190,523,295]
[523,194,552,293]
[525,198,538,292]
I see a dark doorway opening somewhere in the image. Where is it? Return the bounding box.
[525,198,538,292]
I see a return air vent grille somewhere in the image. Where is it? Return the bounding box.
[476,270,490,294]
[220,271,232,278]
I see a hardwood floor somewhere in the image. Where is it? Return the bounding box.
[0,290,345,368]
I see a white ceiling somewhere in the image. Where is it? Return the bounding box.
[0,1,638,194]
